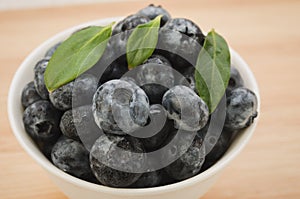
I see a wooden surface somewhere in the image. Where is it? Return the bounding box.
[1,0,300,198]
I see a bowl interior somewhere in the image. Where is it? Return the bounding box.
[8,17,260,194]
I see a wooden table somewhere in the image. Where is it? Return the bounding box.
[1,0,300,198]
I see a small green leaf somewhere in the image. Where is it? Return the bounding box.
[126,15,162,69]
[195,29,231,113]
[45,23,113,92]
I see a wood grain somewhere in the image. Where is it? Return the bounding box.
[1,0,300,198]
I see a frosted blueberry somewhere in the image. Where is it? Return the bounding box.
[49,81,73,111]
[156,18,205,72]
[59,105,102,150]
[177,66,196,92]
[162,85,209,131]
[225,87,258,130]
[51,136,96,181]
[112,14,150,35]
[92,80,150,134]
[34,59,49,99]
[90,134,145,187]
[163,130,206,180]
[136,62,174,104]
[23,100,61,158]
[137,4,171,26]
[21,81,42,108]
[143,54,171,66]
[200,128,233,171]
[226,67,244,95]
[136,104,173,152]
[72,73,98,107]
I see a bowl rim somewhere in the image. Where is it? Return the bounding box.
[8,17,260,195]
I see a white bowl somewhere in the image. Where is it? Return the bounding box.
[8,17,260,199]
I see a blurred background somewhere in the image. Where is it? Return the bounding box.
[0,0,137,10]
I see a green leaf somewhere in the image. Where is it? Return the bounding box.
[126,15,162,69]
[195,29,231,113]
[45,24,113,92]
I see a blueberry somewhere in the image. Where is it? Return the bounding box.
[49,81,73,111]
[45,42,61,59]
[177,66,196,92]
[136,104,173,152]
[163,131,205,180]
[158,169,179,186]
[34,59,49,99]
[226,67,244,96]
[99,57,128,84]
[72,73,98,107]
[21,81,42,108]
[93,80,150,134]
[51,136,96,181]
[131,153,164,188]
[163,18,205,43]
[156,18,205,72]
[105,15,150,68]
[135,60,174,104]
[133,54,173,104]
[137,4,171,26]
[112,14,150,35]
[140,85,167,105]
[60,109,77,140]
[143,54,172,66]
[59,105,102,150]
[90,134,145,187]
[225,87,258,130]
[90,37,128,84]
[200,128,233,171]
[131,170,163,188]
[23,100,61,158]
[162,85,209,131]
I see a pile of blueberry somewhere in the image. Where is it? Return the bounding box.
[21,4,258,188]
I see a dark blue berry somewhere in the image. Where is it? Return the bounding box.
[89,37,128,84]
[89,134,145,187]
[130,156,163,188]
[162,85,209,131]
[177,66,196,92]
[99,57,128,84]
[156,18,205,72]
[226,67,244,96]
[163,131,205,180]
[23,100,61,158]
[34,59,49,99]
[135,104,173,152]
[51,136,96,181]
[225,87,258,130]
[72,73,98,107]
[45,42,61,59]
[21,81,42,108]
[102,15,150,70]
[112,14,150,35]
[136,61,174,104]
[164,18,204,43]
[49,81,73,111]
[121,54,173,104]
[137,4,171,26]
[92,80,149,134]
[158,170,179,186]
[143,54,171,66]
[131,170,162,188]
[200,128,233,171]
[59,105,102,150]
